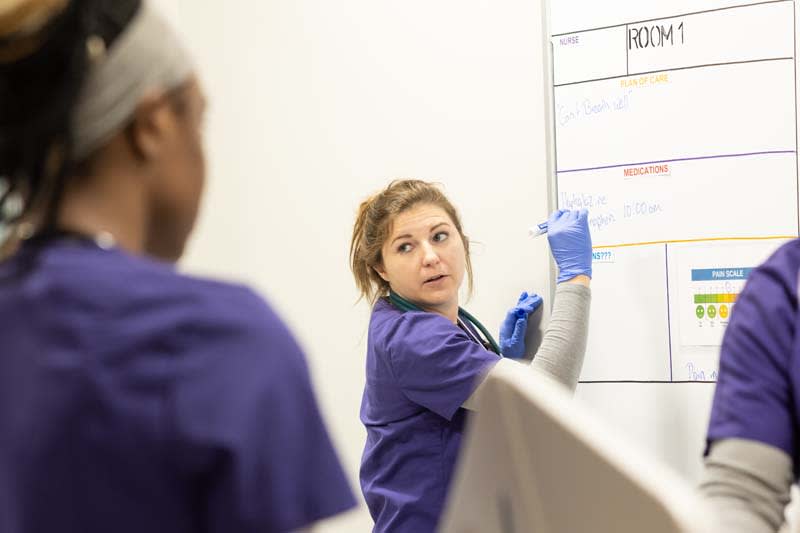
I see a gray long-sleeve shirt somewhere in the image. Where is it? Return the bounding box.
[700,438,794,533]
[527,282,591,392]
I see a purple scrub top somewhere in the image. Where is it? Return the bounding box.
[707,239,800,472]
[0,237,355,533]
[360,297,500,532]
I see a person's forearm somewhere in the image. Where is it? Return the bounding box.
[463,282,590,411]
[528,282,591,392]
[699,438,793,533]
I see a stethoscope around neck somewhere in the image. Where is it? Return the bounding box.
[388,290,502,355]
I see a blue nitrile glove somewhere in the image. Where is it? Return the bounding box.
[547,208,593,283]
[499,291,543,358]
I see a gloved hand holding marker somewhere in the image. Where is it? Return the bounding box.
[529,209,593,283]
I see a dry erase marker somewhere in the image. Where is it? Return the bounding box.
[528,221,548,238]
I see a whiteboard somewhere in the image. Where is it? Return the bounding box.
[551,0,800,481]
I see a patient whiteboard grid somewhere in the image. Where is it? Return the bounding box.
[552,0,799,383]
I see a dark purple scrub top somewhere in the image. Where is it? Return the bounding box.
[360,298,500,532]
[0,238,355,533]
[707,239,800,474]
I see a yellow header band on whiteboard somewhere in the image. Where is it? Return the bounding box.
[592,235,797,250]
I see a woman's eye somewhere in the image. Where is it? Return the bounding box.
[398,243,413,253]
[433,232,449,243]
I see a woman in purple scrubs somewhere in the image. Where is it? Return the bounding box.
[0,1,354,532]
[350,179,593,532]
[700,240,800,532]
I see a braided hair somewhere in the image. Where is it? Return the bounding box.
[0,0,140,233]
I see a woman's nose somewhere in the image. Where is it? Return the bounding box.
[421,242,440,267]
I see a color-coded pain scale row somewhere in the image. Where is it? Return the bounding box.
[693,293,738,304]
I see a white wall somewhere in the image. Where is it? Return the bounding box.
[157,1,554,530]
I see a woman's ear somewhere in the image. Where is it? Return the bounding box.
[127,90,172,161]
[372,263,390,283]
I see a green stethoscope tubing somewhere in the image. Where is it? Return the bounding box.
[388,290,502,355]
